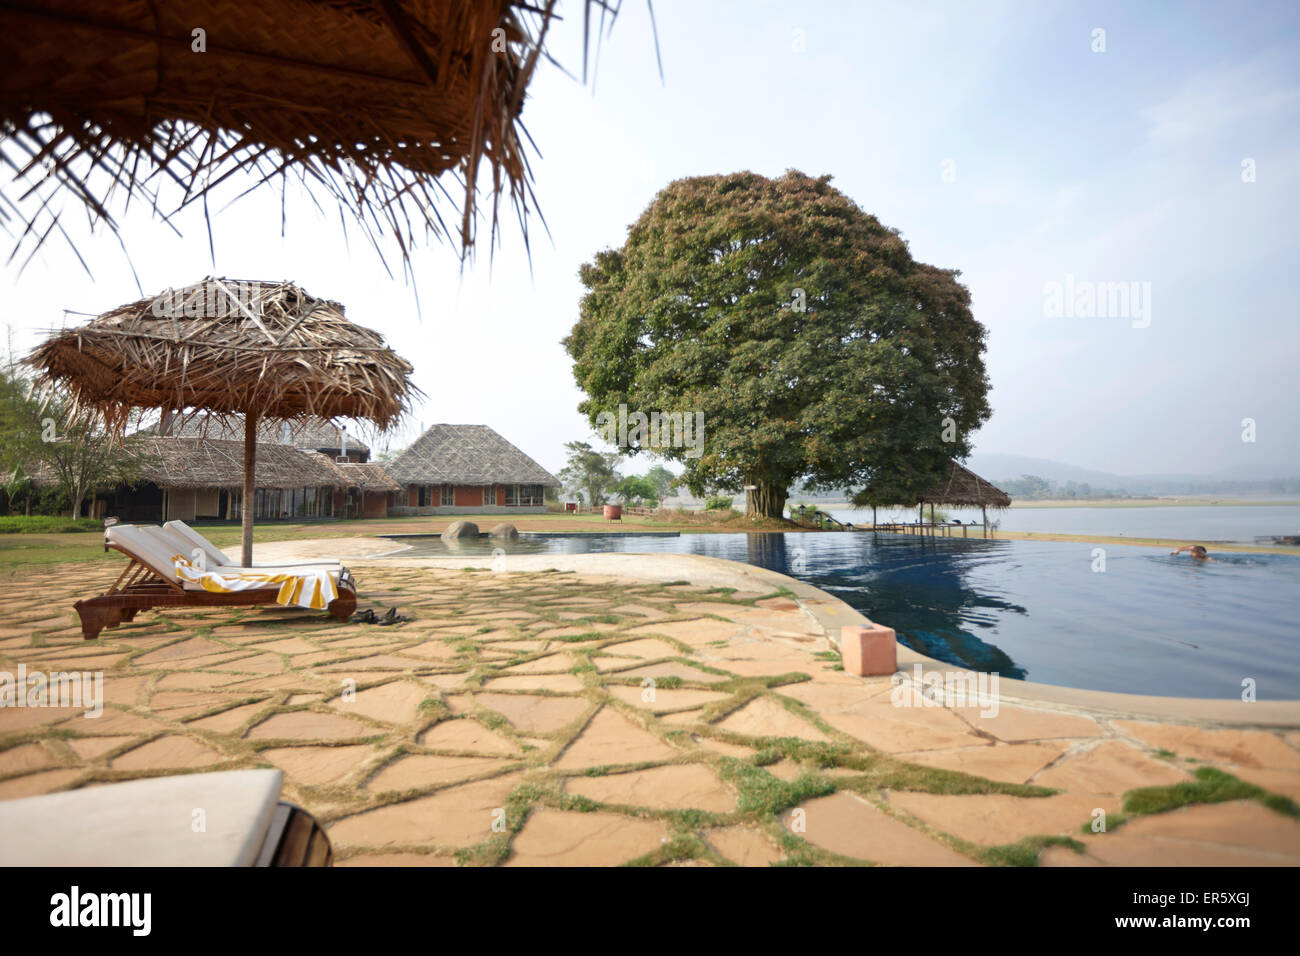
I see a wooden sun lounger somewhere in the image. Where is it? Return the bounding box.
[76,525,357,640]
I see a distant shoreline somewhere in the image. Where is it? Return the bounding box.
[966,530,1296,554]
[849,527,1296,554]
[809,498,1300,511]
[1009,498,1300,509]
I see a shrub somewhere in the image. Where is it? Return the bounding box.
[705,495,734,511]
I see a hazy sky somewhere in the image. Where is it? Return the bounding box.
[2,0,1297,478]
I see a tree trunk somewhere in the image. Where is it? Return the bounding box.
[242,412,259,566]
[745,480,787,519]
[71,488,84,519]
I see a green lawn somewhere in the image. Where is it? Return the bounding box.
[0,510,811,568]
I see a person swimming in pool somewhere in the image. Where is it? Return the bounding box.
[1170,544,1211,560]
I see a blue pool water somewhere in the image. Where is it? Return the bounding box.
[388,532,1300,699]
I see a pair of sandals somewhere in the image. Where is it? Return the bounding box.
[351,607,409,626]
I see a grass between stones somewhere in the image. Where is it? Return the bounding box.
[1077,765,1300,836]
[12,563,1260,868]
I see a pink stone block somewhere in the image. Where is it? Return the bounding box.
[841,624,897,676]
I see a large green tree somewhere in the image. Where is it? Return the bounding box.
[564,170,992,517]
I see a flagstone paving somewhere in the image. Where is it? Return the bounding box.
[1,557,1298,866]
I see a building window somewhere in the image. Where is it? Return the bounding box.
[483,484,495,507]
[506,484,544,507]
[417,485,431,507]
[441,483,455,507]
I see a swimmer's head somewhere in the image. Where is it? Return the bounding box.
[1191,545,1208,559]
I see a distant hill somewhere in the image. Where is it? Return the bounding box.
[657,454,1300,508]
[967,453,1299,496]
[965,454,1123,486]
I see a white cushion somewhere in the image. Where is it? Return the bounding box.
[164,519,341,569]
[106,525,184,585]
[163,519,229,567]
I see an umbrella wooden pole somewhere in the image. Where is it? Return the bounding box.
[242,412,259,566]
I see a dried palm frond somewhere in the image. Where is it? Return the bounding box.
[0,0,642,274]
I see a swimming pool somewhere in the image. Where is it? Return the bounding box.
[385,532,1300,700]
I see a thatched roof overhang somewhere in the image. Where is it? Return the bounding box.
[0,0,584,263]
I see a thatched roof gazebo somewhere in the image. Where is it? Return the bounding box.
[918,460,1012,510]
[26,277,418,562]
[914,460,1011,536]
[860,460,1011,538]
[0,0,604,266]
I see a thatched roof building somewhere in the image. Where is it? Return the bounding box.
[24,434,355,523]
[0,1,582,264]
[143,412,373,461]
[27,437,348,493]
[388,424,558,487]
[337,462,401,495]
[140,439,348,491]
[386,424,558,514]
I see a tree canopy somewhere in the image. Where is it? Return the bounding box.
[610,474,657,507]
[564,170,992,517]
[556,440,621,506]
[1,364,151,517]
[644,464,676,503]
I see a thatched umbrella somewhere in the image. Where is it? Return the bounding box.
[0,0,599,267]
[26,277,418,564]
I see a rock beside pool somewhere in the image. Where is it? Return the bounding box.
[442,521,479,540]
[489,523,519,539]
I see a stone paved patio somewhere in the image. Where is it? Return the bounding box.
[1,550,1298,866]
